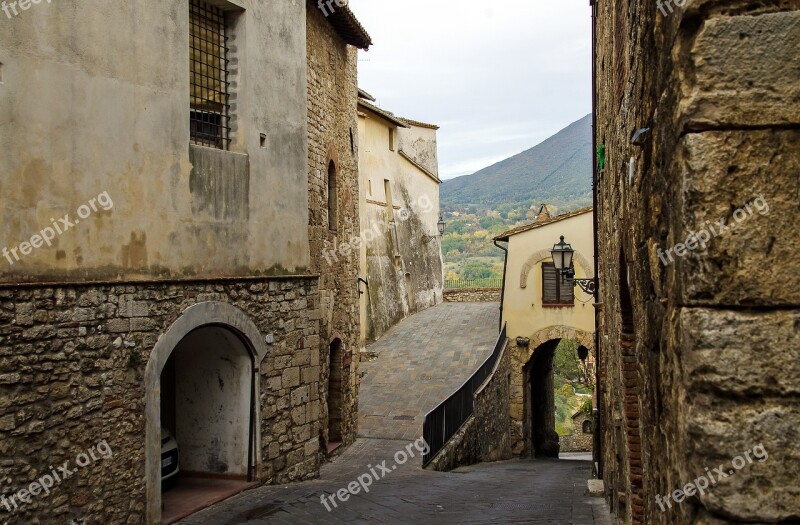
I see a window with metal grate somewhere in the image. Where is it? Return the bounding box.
[190,0,231,150]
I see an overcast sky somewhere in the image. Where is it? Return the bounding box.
[348,0,592,180]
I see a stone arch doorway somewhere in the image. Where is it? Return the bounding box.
[512,326,594,457]
[327,338,344,446]
[525,339,561,457]
[144,302,268,524]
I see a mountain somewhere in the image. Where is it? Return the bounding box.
[441,114,593,213]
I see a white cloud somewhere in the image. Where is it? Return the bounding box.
[349,0,591,180]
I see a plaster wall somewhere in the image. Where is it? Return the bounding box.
[0,0,310,283]
[173,326,251,476]
[501,211,595,342]
[357,112,444,343]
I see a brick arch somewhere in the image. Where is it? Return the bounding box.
[519,250,593,289]
[521,325,594,365]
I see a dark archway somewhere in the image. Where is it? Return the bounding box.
[160,326,255,482]
[327,338,344,444]
[327,160,337,231]
[526,339,560,458]
[144,302,268,523]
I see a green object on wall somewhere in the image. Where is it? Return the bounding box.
[596,143,606,171]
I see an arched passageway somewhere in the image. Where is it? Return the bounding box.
[160,326,254,480]
[144,302,268,524]
[526,339,561,458]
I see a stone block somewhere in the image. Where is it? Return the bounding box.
[674,130,800,306]
[678,308,800,396]
[680,11,800,128]
[282,367,300,389]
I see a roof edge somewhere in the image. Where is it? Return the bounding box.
[493,206,594,241]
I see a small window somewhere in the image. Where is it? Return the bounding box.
[327,161,337,231]
[190,0,231,149]
[388,128,395,151]
[542,262,574,305]
[582,420,593,434]
[368,179,372,196]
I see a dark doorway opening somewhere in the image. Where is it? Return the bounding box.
[526,339,560,458]
[327,338,344,452]
[159,325,256,524]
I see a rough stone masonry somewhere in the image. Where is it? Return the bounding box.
[593,0,800,524]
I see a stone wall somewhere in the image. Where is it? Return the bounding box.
[0,278,321,524]
[560,433,593,453]
[594,1,800,524]
[443,288,501,303]
[306,3,362,449]
[426,340,512,471]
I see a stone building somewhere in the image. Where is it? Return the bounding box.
[592,0,799,524]
[356,91,445,343]
[493,206,595,457]
[0,0,369,523]
[306,0,370,457]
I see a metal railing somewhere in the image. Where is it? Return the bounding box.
[422,325,508,466]
[444,278,503,289]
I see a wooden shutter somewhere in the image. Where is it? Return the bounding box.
[559,272,575,305]
[542,262,575,305]
[542,263,559,304]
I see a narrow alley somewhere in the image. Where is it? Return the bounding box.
[178,303,611,524]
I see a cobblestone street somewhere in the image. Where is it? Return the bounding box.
[359,302,501,440]
[179,440,610,524]
[179,304,610,524]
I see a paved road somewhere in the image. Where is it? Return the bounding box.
[179,303,611,524]
[179,439,611,524]
[359,302,501,440]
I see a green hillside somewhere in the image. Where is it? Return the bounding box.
[441,114,592,212]
[441,115,593,281]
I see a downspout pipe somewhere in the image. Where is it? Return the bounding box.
[493,239,509,333]
[590,0,603,479]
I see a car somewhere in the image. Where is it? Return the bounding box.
[161,428,180,482]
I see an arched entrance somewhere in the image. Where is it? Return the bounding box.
[144,302,268,524]
[526,339,560,457]
[513,326,594,458]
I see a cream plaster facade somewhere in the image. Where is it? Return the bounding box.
[357,95,444,344]
[495,207,595,456]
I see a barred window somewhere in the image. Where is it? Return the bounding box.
[190,0,231,149]
[542,262,574,306]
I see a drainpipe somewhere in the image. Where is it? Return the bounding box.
[590,0,603,480]
[493,239,509,333]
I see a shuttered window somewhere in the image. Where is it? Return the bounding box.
[542,262,574,305]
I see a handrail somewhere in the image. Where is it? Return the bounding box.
[422,324,508,466]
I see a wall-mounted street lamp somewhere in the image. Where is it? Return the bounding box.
[551,235,598,296]
[424,215,447,243]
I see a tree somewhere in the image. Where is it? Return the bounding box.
[553,339,594,390]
